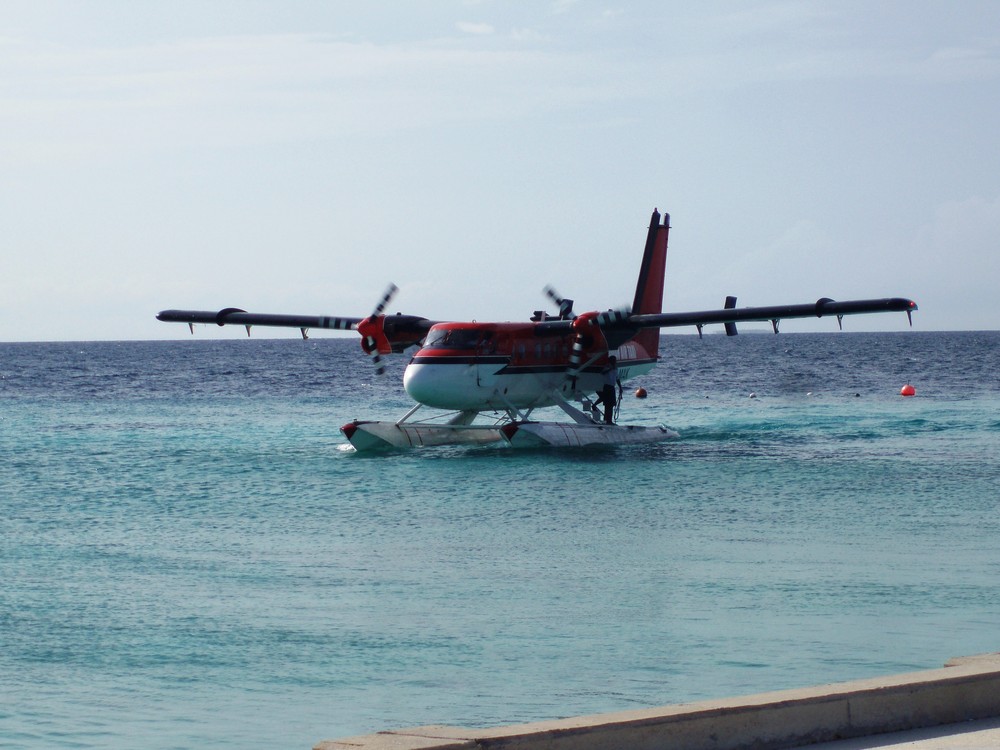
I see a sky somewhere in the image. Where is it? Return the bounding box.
[2,0,999,342]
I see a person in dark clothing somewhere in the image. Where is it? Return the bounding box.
[594,356,621,424]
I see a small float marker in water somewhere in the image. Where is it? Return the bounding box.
[635,387,647,399]
[900,384,916,397]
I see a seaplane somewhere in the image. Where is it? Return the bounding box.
[157,208,917,450]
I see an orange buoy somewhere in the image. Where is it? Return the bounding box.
[635,387,647,399]
[900,384,916,397]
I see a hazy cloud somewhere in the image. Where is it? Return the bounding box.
[0,32,603,164]
[456,21,495,35]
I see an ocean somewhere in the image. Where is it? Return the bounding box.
[2,331,998,749]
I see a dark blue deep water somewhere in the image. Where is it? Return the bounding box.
[2,332,998,749]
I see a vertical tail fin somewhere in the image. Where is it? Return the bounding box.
[630,209,670,358]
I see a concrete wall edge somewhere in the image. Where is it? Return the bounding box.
[315,652,1000,750]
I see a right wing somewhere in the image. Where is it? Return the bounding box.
[156,308,436,350]
[157,308,362,333]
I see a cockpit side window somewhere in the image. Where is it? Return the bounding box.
[424,328,484,350]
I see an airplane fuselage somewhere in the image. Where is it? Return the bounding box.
[402,322,656,411]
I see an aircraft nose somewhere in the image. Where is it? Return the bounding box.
[403,360,444,406]
[403,359,475,410]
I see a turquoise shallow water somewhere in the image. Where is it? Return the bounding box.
[1,332,999,749]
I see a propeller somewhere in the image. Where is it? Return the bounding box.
[543,285,576,320]
[356,283,399,375]
[561,306,631,394]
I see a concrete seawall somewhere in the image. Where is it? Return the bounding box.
[315,652,1000,750]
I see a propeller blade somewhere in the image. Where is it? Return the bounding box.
[543,285,576,320]
[360,283,400,376]
[564,331,588,390]
[595,306,631,327]
[372,283,399,317]
[369,348,388,376]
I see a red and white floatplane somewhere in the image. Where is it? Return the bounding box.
[158,208,917,450]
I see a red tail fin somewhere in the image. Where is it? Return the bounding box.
[630,209,670,358]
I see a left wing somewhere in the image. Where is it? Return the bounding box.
[630,296,918,334]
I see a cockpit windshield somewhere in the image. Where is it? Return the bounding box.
[424,328,485,350]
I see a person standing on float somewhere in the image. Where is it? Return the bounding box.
[595,356,621,424]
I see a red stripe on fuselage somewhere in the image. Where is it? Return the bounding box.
[412,322,653,369]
